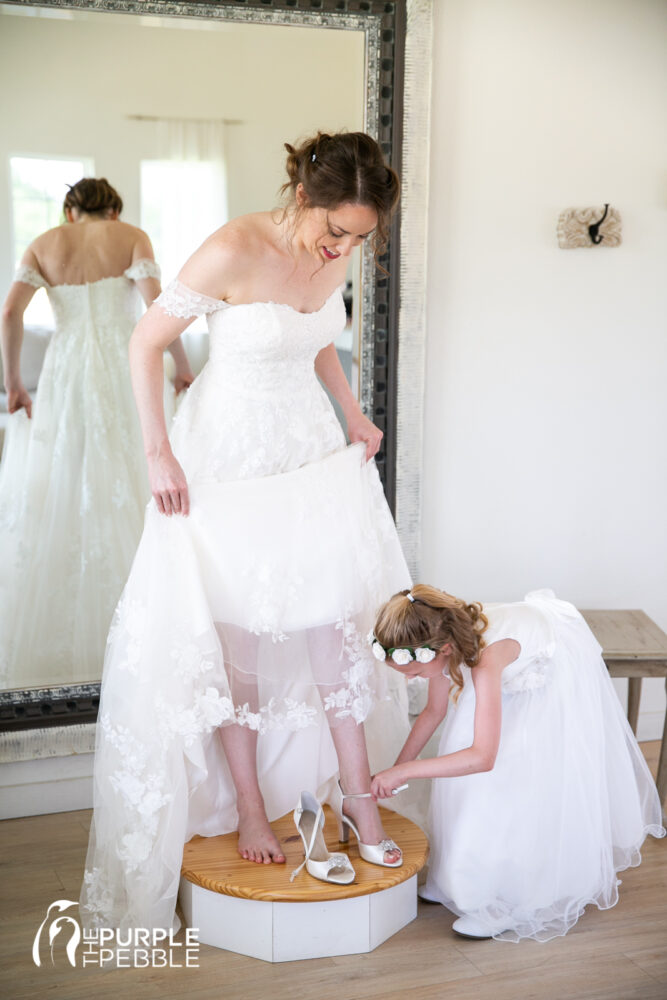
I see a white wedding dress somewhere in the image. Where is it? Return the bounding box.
[0,260,161,690]
[80,279,413,934]
[422,590,665,942]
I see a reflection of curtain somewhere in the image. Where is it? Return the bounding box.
[142,118,228,287]
[156,117,227,168]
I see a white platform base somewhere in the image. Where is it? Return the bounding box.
[179,873,418,963]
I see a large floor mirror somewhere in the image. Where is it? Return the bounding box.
[0,0,406,735]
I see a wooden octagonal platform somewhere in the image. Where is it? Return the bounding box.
[179,805,429,962]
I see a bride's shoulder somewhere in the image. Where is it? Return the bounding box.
[180,214,272,297]
[30,223,69,250]
[210,213,273,255]
[175,216,258,299]
[26,225,70,271]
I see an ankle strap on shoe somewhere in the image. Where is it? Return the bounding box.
[341,783,409,799]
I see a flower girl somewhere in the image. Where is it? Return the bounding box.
[369,586,665,941]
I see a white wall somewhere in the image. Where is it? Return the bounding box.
[0,9,364,293]
[422,0,667,736]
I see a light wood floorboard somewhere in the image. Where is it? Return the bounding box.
[1,742,664,1000]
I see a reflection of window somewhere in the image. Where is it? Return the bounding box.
[141,160,227,333]
[10,155,94,325]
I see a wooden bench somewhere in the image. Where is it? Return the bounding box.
[581,609,667,810]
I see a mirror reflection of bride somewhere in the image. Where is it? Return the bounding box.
[0,177,194,691]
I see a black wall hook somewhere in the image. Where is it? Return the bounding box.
[588,204,609,245]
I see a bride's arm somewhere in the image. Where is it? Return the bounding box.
[1,249,41,417]
[129,307,194,517]
[1,281,37,417]
[130,236,235,517]
[314,343,382,461]
[130,229,195,394]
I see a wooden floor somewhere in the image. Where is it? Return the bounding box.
[1,743,665,1000]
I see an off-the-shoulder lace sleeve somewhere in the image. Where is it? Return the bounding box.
[124,258,161,281]
[15,265,48,289]
[155,278,228,318]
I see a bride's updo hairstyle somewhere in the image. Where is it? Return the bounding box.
[281,131,400,263]
[63,177,123,217]
[373,584,489,699]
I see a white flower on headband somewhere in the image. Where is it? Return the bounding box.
[371,641,387,662]
[368,632,438,667]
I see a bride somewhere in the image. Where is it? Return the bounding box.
[81,133,414,934]
[0,177,193,690]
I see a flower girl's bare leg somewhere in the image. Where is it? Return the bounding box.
[218,723,286,864]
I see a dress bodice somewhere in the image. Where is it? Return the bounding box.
[159,279,348,484]
[157,278,345,395]
[15,260,160,340]
[482,590,583,693]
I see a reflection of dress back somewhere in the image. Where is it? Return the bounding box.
[47,275,144,340]
[0,260,159,690]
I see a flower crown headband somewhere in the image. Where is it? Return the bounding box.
[368,592,437,666]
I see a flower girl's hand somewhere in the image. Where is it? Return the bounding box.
[148,450,190,517]
[346,410,383,461]
[370,767,405,801]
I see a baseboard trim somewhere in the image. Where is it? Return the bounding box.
[0,752,94,819]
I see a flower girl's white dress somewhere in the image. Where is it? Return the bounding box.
[0,261,160,690]
[422,590,665,942]
[80,280,412,933]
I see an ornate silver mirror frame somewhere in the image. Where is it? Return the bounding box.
[0,0,432,743]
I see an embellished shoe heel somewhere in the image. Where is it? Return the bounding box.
[291,791,355,885]
[329,780,405,869]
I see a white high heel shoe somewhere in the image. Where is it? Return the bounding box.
[290,791,356,885]
[329,780,405,868]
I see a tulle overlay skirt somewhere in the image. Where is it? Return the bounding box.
[423,597,665,942]
[80,444,412,933]
[0,325,156,689]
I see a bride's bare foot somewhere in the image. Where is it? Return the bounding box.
[237,805,286,864]
[342,794,402,865]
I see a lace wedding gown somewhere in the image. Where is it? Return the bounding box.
[0,260,162,690]
[422,590,665,941]
[81,279,413,934]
